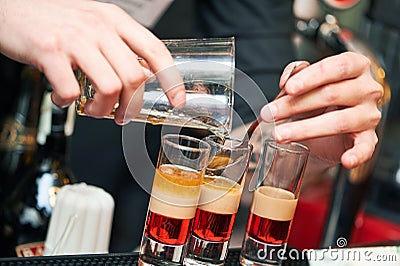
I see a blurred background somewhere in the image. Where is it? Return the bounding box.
[1,0,400,255]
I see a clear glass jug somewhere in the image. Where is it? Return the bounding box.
[75,38,235,135]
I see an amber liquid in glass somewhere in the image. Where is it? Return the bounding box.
[247,186,298,244]
[144,164,203,245]
[240,186,298,265]
[192,176,242,242]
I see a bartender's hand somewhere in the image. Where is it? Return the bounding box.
[0,0,185,125]
[260,52,383,169]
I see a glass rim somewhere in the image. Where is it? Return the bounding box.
[265,140,309,155]
[222,137,253,152]
[162,133,211,153]
[203,135,253,152]
[162,36,235,47]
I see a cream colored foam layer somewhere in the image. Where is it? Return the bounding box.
[198,176,243,214]
[149,164,201,219]
[251,186,297,221]
[149,194,197,219]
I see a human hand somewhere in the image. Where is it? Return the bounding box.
[260,52,383,169]
[0,0,185,125]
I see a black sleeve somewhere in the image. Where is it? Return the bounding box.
[368,0,400,30]
[194,0,295,123]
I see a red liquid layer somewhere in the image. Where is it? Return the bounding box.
[246,211,291,245]
[144,210,193,245]
[192,208,236,242]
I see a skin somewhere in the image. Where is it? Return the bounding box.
[260,52,383,169]
[0,0,185,125]
[0,0,382,169]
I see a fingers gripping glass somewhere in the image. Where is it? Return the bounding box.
[75,38,235,135]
